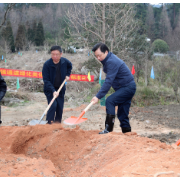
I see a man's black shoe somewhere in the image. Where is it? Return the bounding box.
[99,114,115,134]
[47,120,53,124]
[99,124,110,134]
[121,127,131,133]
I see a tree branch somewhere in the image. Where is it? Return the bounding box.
[0,3,16,29]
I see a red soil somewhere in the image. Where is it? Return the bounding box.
[0,123,180,177]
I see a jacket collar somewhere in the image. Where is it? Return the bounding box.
[101,52,111,66]
[50,57,65,67]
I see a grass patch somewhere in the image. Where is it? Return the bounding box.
[132,84,177,106]
[84,82,178,107]
[2,91,31,107]
[141,86,158,100]
[9,100,30,107]
[4,91,31,102]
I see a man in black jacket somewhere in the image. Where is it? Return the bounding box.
[0,73,7,124]
[42,46,72,124]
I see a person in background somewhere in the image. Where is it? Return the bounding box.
[42,46,72,124]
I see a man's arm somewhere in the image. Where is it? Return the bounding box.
[96,61,119,100]
[42,63,56,93]
[66,59,72,77]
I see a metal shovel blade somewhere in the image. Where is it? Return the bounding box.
[63,116,87,125]
[176,139,180,146]
[28,119,48,126]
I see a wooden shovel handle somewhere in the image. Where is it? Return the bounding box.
[44,79,66,114]
[84,101,94,112]
[74,101,94,124]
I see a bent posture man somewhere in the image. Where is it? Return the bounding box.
[42,46,72,124]
[0,73,7,125]
[91,43,136,134]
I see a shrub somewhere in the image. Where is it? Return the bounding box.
[83,57,101,73]
[152,39,169,53]
[66,48,75,54]
[138,86,159,101]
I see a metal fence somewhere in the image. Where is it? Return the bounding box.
[153,51,180,61]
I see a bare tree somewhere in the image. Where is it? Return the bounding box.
[26,5,42,24]
[142,45,153,87]
[6,4,70,44]
[0,36,11,60]
[172,12,180,51]
[159,4,173,49]
[146,4,155,42]
[66,3,141,59]
[0,3,16,29]
[8,8,21,37]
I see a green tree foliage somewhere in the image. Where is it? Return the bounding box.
[134,3,148,36]
[31,20,37,43]
[15,24,26,50]
[166,3,180,29]
[27,20,46,46]
[152,39,169,53]
[26,21,33,43]
[1,20,15,52]
[4,3,47,9]
[64,27,70,39]
[27,27,34,42]
[28,3,47,9]
[134,3,148,27]
[153,5,163,39]
[146,4,156,41]
[35,21,45,46]
[58,16,71,40]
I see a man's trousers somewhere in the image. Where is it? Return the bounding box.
[45,91,64,123]
[105,81,136,128]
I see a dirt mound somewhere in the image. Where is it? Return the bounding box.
[0,124,180,177]
[0,154,56,177]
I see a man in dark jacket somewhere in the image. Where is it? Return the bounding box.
[91,43,136,134]
[0,73,7,125]
[42,46,72,124]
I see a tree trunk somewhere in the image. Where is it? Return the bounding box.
[5,41,7,58]
[100,3,106,79]
[145,56,148,87]
[173,3,175,28]
[161,58,162,83]
[102,3,105,43]
[111,14,116,52]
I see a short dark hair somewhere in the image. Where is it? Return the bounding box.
[92,43,109,53]
[50,45,62,53]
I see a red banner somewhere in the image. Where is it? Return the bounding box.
[0,68,42,78]
[0,68,94,82]
[69,74,94,82]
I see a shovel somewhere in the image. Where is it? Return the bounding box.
[28,79,67,126]
[63,101,94,125]
[176,139,180,146]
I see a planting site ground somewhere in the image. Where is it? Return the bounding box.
[0,51,180,177]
